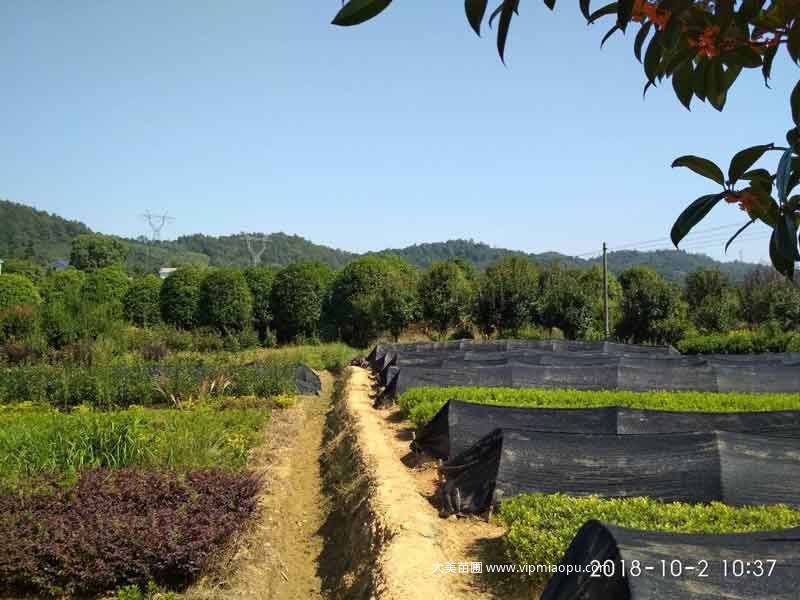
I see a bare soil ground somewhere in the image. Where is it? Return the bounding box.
[187,372,333,600]
[335,367,509,600]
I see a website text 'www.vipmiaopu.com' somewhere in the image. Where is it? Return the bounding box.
[431,561,592,576]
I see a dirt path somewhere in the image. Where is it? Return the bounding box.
[188,372,333,600]
[331,367,498,600]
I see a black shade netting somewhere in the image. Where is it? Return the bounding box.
[541,520,800,600]
[413,400,800,460]
[440,429,800,514]
[295,364,321,395]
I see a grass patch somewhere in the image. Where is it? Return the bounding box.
[399,387,800,429]
[497,493,800,586]
[0,404,269,491]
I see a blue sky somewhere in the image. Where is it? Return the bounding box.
[1,2,795,262]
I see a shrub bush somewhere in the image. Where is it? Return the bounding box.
[398,386,800,429]
[498,493,800,586]
[0,468,259,597]
[69,233,127,272]
[0,273,40,312]
[198,269,253,333]
[0,305,38,343]
[270,262,334,343]
[0,359,296,409]
[418,260,474,338]
[474,256,539,337]
[243,266,277,340]
[123,275,162,327]
[160,267,204,329]
[677,329,800,354]
[616,266,689,345]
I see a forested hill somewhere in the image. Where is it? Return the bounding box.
[0,199,761,281]
[0,200,90,262]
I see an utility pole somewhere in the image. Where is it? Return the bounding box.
[603,242,609,339]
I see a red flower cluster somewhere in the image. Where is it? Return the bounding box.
[725,190,759,213]
[688,26,722,58]
[631,0,672,29]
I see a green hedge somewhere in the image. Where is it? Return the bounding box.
[498,494,800,585]
[0,404,269,491]
[0,358,297,409]
[677,330,800,354]
[399,387,800,429]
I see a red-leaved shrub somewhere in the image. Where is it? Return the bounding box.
[0,468,260,597]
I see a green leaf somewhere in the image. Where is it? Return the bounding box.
[580,0,592,20]
[776,148,793,204]
[788,128,800,149]
[616,0,634,31]
[465,0,489,36]
[332,0,393,26]
[770,216,798,279]
[706,58,727,111]
[544,0,556,9]
[634,22,652,63]
[793,81,800,127]
[644,32,663,83]
[671,155,726,186]
[671,192,727,247]
[728,144,774,185]
[601,24,621,47]
[588,2,618,23]
[693,59,708,101]
[721,46,762,69]
[496,0,519,63]
[762,44,778,87]
[672,62,693,110]
[789,23,800,63]
[725,219,755,254]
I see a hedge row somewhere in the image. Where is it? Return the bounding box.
[398,387,800,428]
[497,494,800,586]
[677,330,800,355]
[0,404,270,491]
[0,359,296,408]
[0,468,260,597]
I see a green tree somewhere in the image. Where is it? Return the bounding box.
[616,266,689,344]
[82,266,130,306]
[198,269,254,333]
[474,256,539,337]
[0,273,41,312]
[123,275,162,327]
[160,267,204,329]
[270,261,334,343]
[418,260,475,338]
[684,267,740,333]
[69,234,127,272]
[369,259,420,342]
[39,268,86,304]
[326,255,418,347]
[333,0,800,279]
[243,266,278,339]
[1,258,44,285]
[538,267,595,339]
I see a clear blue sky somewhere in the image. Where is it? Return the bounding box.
[1,2,795,262]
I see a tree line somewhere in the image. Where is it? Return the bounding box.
[0,233,798,356]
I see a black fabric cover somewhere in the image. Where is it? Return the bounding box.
[295,364,321,395]
[413,400,800,460]
[365,341,800,399]
[440,429,800,514]
[390,360,800,396]
[541,520,800,600]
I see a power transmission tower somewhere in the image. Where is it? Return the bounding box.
[244,234,268,266]
[142,211,175,273]
[142,210,175,241]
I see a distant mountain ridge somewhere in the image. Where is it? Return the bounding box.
[0,199,761,282]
